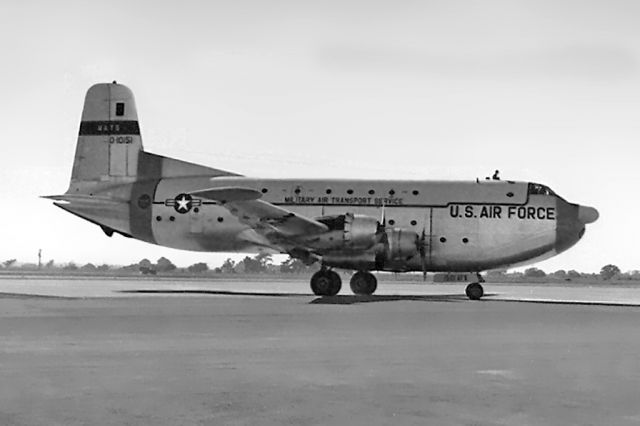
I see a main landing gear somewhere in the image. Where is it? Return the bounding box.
[310,269,342,296]
[349,271,377,296]
[310,270,379,296]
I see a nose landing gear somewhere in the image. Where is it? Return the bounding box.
[465,282,484,300]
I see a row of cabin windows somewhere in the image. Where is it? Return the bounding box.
[439,237,469,244]
[264,183,556,197]
[261,188,420,196]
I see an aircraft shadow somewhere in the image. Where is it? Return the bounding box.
[309,293,494,305]
[118,289,310,298]
[119,289,501,305]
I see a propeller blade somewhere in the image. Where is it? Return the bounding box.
[419,228,427,281]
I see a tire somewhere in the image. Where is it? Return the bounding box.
[350,271,377,295]
[311,270,342,296]
[465,282,484,300]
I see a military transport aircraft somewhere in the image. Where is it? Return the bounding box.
[45,82,599,299]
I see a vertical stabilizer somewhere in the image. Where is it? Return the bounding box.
[71,82,142,186]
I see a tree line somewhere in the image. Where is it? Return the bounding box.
[0,256,632,281]
[0,253,318,275]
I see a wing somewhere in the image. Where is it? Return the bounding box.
[190,187,329,252]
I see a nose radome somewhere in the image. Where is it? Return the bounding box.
[578,205,599,224]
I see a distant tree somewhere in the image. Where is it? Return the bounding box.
[97,264,110,271]
[187,262,209,273]
[81,263,97,271]
[280,257,311,273]
[45,259,55,269]
[219,258,236,274]
[524,267,546,278]
[239,256,262,273]
[567,270,581,279]
[551,270,567,279]
[486,269,507,277]
[2,259,16,268]
[63,262,78,271]
[600,264,621,280]
[156,257,176,273]
[628,270,640,281]
[138,258,153,268]
[255,252,273,269]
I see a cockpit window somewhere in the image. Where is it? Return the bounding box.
[528,183,556,196]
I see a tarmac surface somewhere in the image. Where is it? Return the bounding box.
[1,276,640,425]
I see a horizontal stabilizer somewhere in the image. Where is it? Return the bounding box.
[41,194,127,205]
[190,187,262,202]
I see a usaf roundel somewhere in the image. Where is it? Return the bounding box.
[173,193,193,214]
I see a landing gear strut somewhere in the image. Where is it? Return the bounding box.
[310,269,342,296]
[465,282,484,300]
[349,271,377,295]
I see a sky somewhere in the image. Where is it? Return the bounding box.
[0,0,638,272]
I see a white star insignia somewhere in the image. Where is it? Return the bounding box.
[176,195,191,212]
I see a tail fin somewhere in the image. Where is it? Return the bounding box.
[68,82,238,195]
[49,82,240,240]
[71,82,142,185]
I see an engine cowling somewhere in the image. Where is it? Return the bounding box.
[309,213,382,251]
[383,228,420,261]
[343,212,380,250]
[318,222,421,271]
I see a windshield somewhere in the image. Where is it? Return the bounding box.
[528,183,556,196]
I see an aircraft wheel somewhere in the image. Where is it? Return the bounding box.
[311,270,342,296]
[350,271,378,295]
[465,282,484,300]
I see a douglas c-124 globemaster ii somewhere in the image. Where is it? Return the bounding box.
[45,82,599,299]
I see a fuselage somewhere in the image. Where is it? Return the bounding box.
[71,176,594,273]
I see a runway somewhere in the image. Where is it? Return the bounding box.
[1,277,640,425]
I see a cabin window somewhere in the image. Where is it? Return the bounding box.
[261,188,268,193]
[506,192,514,197]
[462,237,469,244]
[115,102,125,116]
[156,216,162,221]
[388,219,395,226]
[217,217,224,222]
[368,189,375,195]
[347,189,354,195]
[169,216,175,222]
[440,237,447,243]
[412,190,419,196]
[294,188,301,194]
[410,220,417,226]
[326,189,332,194]
[389,189,395,196]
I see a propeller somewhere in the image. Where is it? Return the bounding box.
[418,227,428,281]
[376,202,387,236]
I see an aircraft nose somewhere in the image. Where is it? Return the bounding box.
[578,205,599,224]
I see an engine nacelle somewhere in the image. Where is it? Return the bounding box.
[320,227,420,271]
[343,213,380,250]
[309,213,381,251]
[384,228,420,261]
